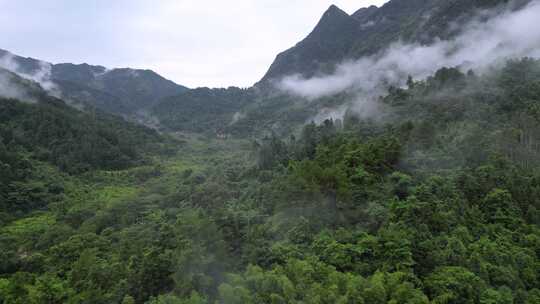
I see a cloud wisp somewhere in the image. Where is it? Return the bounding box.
[0,51,59,98]
[0,71,34,102]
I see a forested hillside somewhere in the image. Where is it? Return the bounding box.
[0,73,173,225]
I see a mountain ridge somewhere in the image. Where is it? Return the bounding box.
[0,48,188,114]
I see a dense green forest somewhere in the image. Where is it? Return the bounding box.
[0,93,170,223]
[1,58,539,303]
[152,87,255,135]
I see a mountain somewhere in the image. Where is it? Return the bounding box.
[2,0,533,138]
[0,49,188,114]
[260,0,529,82]
[52,64,188,112]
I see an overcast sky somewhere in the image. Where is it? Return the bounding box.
[0,0,389,88]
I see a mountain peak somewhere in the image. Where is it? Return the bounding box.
[312,4,357,38]
[324,4,349,18]
[259,4,359,82]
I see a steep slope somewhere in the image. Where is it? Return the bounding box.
[260,0,526,82]
[0,49,188,114]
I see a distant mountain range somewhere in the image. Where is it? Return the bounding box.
[0,48,188,114]
[0,0,534,136]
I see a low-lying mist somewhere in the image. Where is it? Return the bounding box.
[277,0,540,119]
[0,71,33,102]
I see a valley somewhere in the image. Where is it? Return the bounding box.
[1,0,540,303]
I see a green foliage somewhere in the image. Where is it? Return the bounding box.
[426,267,484,303]
[2,58,540,304]
[0,95,172,224]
